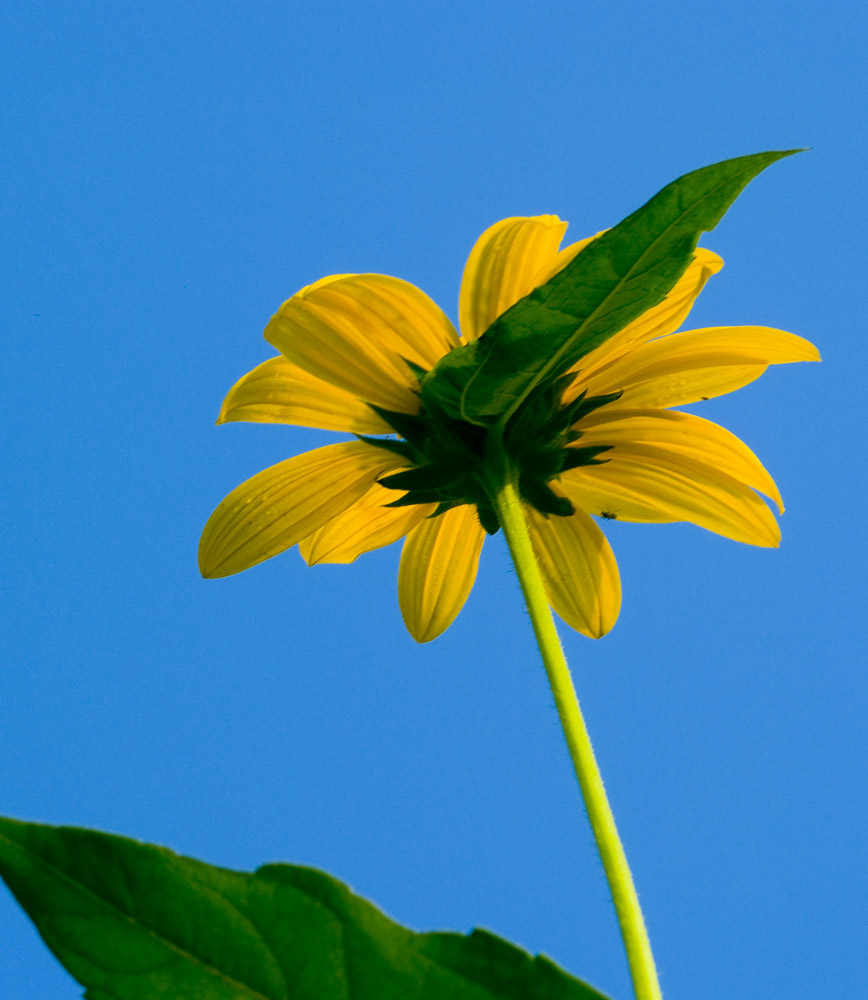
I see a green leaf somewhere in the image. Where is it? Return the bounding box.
[422,149,802,426]
[0,816,613,1000]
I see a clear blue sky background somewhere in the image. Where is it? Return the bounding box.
[2,3,865,999]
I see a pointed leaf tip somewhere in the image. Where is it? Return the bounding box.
[423,150,804,427]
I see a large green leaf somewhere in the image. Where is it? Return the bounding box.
[0,816,612,1000]
[421,150,801,426]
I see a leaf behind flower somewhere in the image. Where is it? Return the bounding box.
[422,150,801,426]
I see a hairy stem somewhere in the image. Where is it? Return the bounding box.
[493,477,662,1000]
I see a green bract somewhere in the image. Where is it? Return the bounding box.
[365,385,621,534]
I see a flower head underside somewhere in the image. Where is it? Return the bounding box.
[199,216,819,642]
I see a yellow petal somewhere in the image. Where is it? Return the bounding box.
[525,232,603,289]
[526,505,621,638]
[574,407,783,510]
[563,248,724,401]
[558,472,675,524]
[601,364,769,408]
[398,505,485,642]
[578,325,821,406]
[218,355,392,434]
[199,441,405,578]
[265,274,459,413]
[299,483,436,565]
[560,444,780,546]
[458,216,568,342]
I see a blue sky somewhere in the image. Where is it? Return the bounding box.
[2,3,865,998]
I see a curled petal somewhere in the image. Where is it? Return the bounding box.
[574,408,784,511]
[299,484,436,565]
[398,505,485,642]
[563,248,724,400]
[199,442,405,578]
[577,325,821,406]
[265,274,458,413]
[526,505,621,638]
[561,444,781,547]
[459,216,568,342]
[218,355,392,434]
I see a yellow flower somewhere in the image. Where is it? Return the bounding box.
[199,216,819,642]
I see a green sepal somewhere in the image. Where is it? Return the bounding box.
[560,446,612,472]
[421,150,802,428]
[355,434,413,460]
[476,502,500,535]
[505,378,572,445]
[563,390,623,427]
[514,446,564,487]
[384,490,453,507]
[380,465,464,494]
[0,815,613,1000]
[422,500,500,537]
[401,357,429,381]
[520,478,575,518]
[366,405,428,446]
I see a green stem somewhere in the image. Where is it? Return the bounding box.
[493,477,662,1000]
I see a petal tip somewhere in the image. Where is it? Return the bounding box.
[198,532,238,578]
[586,604,620,639]
[764,526,782,549]
[401,608,448,644]
[591,620,615,640]
[410,629,438,644]
[408,619,449,643]
[198,549,220,579]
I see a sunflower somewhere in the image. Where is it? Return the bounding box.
[198,215,819,642]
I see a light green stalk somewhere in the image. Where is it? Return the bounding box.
[493,476,663,1000]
